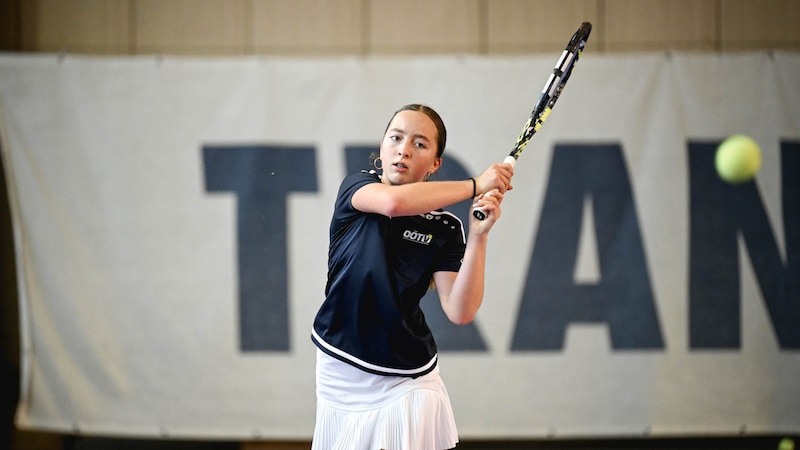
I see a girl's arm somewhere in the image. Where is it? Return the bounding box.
[352,163,513,217]
[434,190,505,325]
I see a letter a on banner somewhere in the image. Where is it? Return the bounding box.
[511,144,664,351]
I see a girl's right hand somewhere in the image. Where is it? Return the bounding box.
[474,162,514,196]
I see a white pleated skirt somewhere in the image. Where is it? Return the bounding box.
[312,349,459,450]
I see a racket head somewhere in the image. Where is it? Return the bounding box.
[508,21,592,161]
[472,22,591,221]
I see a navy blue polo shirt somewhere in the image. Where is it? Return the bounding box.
[311,170,466,378]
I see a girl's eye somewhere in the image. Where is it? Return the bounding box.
[389,135,401,142]
[414,141,427,149]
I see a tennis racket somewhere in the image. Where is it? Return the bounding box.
[474,21,592,220]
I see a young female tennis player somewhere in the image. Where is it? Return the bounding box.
[311,104,514,449]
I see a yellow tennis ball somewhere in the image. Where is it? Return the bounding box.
[778,437,795,450]
[715,134,762,184]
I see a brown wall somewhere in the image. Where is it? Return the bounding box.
[1,0,799,56]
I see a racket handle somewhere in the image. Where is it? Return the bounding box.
[472,208,489,220]
[472,155,517,220]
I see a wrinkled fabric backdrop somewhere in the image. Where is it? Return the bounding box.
[0,52,798,440]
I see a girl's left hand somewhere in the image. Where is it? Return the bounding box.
[470,190,504,231]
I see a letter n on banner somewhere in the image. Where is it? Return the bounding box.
[688,141,800,350]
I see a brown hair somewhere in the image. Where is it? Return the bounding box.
[384,104,447,157]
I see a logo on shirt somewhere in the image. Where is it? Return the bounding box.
[403,229,433,246]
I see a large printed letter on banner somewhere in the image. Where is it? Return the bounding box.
[688,141,800,349]
[511,144,664,351]
[203,145,318,351]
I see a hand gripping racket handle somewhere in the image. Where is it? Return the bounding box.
[472,155,517,220]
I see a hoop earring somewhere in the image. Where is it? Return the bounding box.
[373,157,382,170]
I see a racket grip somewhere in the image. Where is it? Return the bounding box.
[472,155,517,220]
[472,208,489,221]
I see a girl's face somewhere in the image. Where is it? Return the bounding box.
[379,110,442,186]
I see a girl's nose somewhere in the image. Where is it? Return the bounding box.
[398,141,411,157]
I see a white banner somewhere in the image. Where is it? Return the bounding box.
[0,52,798,440]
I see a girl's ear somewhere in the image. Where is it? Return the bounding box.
[430,157,443,174]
